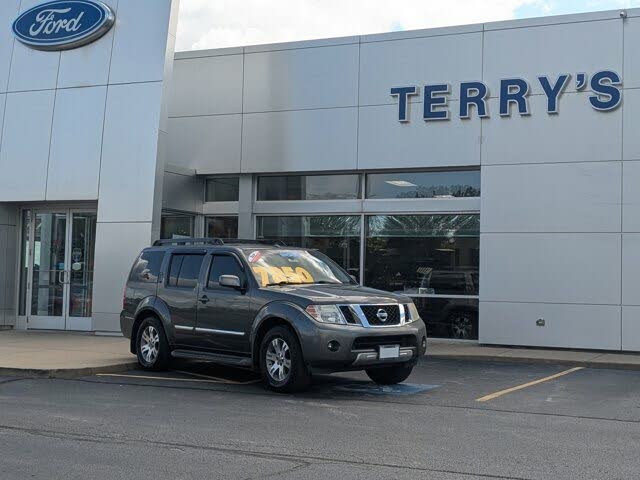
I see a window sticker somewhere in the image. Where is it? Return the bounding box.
[252,266,314,286]
[247,251,262,263]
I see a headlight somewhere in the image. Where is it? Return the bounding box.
[404,303,421,323]
[305,304,347,325]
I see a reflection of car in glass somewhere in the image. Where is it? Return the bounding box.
[400,268,478,340]
[120,238,428,393]
[413,296,478,340]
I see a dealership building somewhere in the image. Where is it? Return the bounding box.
[0,1,639,351]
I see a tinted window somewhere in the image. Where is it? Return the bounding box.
[257,175,360,201]
[176,254,205,289]
[161,215,193,239]
[167,254,205,289]
[130,251,164,283]
[206,177,239,202]
[208,255,244,289]
[366,170,480,199]
[205,216,238,239]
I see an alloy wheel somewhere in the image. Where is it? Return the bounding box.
[265,337,291,382]
[140,325,160,364]
[451,314,473,339]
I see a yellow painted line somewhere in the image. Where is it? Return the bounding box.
[476,367,584,402]
[96,373,228,384]
[171,369,260,385]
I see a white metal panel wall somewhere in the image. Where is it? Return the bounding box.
[0,0,180,332]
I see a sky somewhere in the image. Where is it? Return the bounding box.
[175,0,640,52]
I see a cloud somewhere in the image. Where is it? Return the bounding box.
[175,0,546,51]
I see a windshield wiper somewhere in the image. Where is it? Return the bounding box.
[311,281,343,285]
[265,281,308,287]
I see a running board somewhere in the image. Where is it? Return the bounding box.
[171,349,253,368]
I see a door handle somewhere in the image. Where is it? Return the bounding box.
[199,295,209,304]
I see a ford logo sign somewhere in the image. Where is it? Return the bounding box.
[12,0,115,51]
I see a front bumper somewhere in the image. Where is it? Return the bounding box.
[296,318,428,372]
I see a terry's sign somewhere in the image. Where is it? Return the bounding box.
[12,0,115,51]
[391,71,622,122]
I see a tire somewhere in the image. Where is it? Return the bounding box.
[449,311,478,340]
[366,364,414,385]
[259,326,310,393]
[135,316,170,371]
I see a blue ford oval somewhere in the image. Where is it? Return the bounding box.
[12,0,115,51]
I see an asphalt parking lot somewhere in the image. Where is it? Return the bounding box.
[1,357,640,480]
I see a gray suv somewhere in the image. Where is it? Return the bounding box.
[120,238,427,392]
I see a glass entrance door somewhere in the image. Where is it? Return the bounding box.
[21,209,97,331]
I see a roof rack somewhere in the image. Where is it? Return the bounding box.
[152,238,286,247]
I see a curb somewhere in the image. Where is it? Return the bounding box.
[0,362,138,379]
[426,354,640,371]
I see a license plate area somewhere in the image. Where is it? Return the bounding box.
[379,345,400,359]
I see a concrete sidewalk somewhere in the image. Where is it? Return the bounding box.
[2,330,640,378]
[0,330,136,377]
[428,339,640,370]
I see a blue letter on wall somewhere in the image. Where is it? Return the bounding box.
[390,86,419,122]
[589,70,622,111]
[424,84,451,121]
[459,81,489,119]
[538,74,570,114]
[500,78,530,116]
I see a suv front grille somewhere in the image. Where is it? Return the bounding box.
[353,335,417,350]
[339,305,360,325]
[360,305,401,326]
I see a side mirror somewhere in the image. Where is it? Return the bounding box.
[219,275,241,289]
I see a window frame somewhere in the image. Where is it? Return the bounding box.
[205,176,240,203]
[165,252,207,290]
[255,173,362,202]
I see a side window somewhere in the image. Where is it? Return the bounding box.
[208,255,244,289]
[167,254,205,289]
[129,251,164,283]
[176,254,205,289]
[168,255,184,287]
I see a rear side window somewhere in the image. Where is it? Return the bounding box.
[129,251,164,283]
[168,254,205,289]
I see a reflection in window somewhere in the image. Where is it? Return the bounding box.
[205,216,238,239]
[365,214,479,295]
[366,170,480,199]
[257,175,361,201]
[161,214,194,239]
[256,215,361,279]
[205,177,240,202]
[412,297,479,340]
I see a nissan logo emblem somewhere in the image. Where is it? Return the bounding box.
[376,308,388,322]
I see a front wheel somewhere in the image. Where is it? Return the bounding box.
[366,364,414,385]
[135,317,170,371]
[260,326,310,393]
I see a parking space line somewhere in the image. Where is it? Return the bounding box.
[171,369,260,385]
[95,373,228,384]
[476,367,584,402]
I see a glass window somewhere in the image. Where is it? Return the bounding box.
[366,170,480,199]
[365,214,479,340]
[256,215,361,279]
[257,174,360,201]
[161,214,194,239]
[206,177,239,202]
[129,251,164,284]
[168,254,205,289]
[18,210,31,316]
[208,255,244,288]
[205,216,238,239]
[242,248,353,287]
[364,214,479,295]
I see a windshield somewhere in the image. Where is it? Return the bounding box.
[242,249,354,287]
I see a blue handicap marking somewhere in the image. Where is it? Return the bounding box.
[332,382,440,396]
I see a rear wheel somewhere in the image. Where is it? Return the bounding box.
[366,364,414,385]
[449,311,478,340]
[135,317,170,371]
[260,326,310,393]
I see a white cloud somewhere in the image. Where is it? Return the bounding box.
[175,0,545,51]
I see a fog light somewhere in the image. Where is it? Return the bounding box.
[327,340,340,352]
[421,337,427,350]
